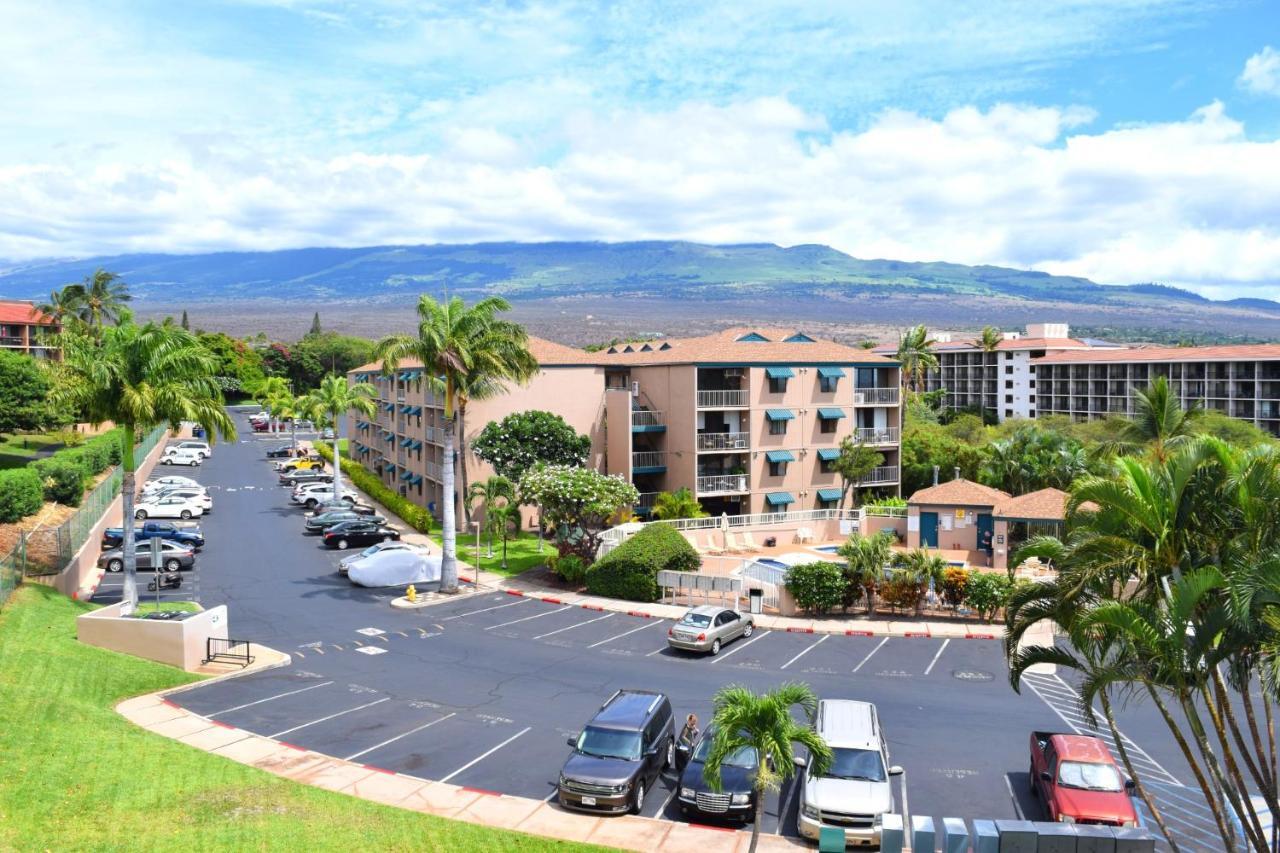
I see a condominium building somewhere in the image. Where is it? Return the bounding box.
[0,300,58,359]
[347,328,902,527]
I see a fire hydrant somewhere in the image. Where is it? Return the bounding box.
[406,584,417,603]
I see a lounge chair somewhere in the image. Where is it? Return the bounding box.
[740,531,759,550]
[794,527,815,544]
[702,532,726,555]
[685,533,709,555]
[723,532,749,554]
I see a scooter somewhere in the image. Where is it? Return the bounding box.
[147,572,182,592]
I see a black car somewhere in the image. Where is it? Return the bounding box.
[322,521,401,549]
[676,724,759,823]
[558,689,674,815]
[280,470,334,487]
[265,445,294,458]
[304,509,386,534]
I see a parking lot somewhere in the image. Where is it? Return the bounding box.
[145,408,1220,845]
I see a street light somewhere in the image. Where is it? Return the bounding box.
[471,520,482,581]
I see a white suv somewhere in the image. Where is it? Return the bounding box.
[795,699,902,847]
[165,441,211,459]
[160,448,202,467]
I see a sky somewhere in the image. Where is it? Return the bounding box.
[0,0,1278,298]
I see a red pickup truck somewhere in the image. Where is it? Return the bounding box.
[1030,731,1139,827]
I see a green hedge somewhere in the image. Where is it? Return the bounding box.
[312,442,433,534]
[586,523,699,602]
[0,469,43,523]
[784,561,846,614]
[29,458,84,507]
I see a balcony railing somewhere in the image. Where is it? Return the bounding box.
[634,492,659,509]
[857,465,899,485]
[425,426,444,444]
[632,451,667,469]
[697,389,748,408]
[854,387,899,406]
[425,461,442,480]
[632,410,664,428]
[697,431,749,451]
[852,427,899,445]
[696,474,749,494]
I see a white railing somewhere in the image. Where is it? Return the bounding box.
[854,387,900,406]
[600,507,861,544]
[697,432,749,451]
[632,451,667,469]
[632,410,664,427]
[858,465,899,485]
[425,461,442,480]
[697,389,748,408]
[424,426,444,444]
[696,474,749,494]
[852,427,900,445]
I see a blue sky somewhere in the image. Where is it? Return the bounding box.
[1,0,1278,297]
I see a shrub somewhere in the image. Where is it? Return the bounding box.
[31,458,85,506]
[863,495,907,510]
[585,523,699,602]
[784,561,846,615]
[940,567,970,610]
[311,443,432,533]
[551,554,589,586]
[878,573,924,612]
[0,469,44,522]
[965,571,1013,622]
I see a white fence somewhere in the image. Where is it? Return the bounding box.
[696,473,749,494]
[697,432,750,451]
[854,387,900,405]
[656,570,742,607]
[697,389,748,408]
[599,507,863,557]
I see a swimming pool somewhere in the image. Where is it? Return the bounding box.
[754,557,788,569]
[812,545,839,554]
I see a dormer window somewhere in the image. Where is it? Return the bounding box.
[736,332,770,342]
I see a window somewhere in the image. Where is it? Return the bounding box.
[819,375,839,393]
[769,419,787,435]
[1005,365,1014,374]
[1005,353,1013,360]
[1005,409,1013,418]
[820,458,835,474]
[1029,380,1036,388]
[817,417,835,434]
[769,376,788,393]
[1005,394,1013,403]
[818,497,838,510]
[1005,380,1013,389]
[769,460,788,476]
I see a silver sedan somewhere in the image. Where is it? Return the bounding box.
[667,605,754,655]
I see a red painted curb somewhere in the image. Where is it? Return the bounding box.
[580,604,604,611]
[505,589,524,597]
[364,764,395,775]
[278,741,306,752]
[903,631,932,638]
[461,786,502,797]
[540,596,563,604]
[627,610,652,618]
[965,633,997,640]
[458,575,474,583]
[786,627,815,634]
[845,630,874,636]
[689,823,736,833]
[210,719,235,729]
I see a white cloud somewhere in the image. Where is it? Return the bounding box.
[1,99,1277,297]
[1239,46,1280,96]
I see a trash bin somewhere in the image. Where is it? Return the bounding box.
[192,426,205,439]
[748,588,764,614]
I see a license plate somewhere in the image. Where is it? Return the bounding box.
[580,796,596,806]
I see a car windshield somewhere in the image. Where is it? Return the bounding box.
[359,545,381,557]
[1058,761,1123,791]
[680,612,714,628]
[691,736,757,769]
[823,748,887,782]
[576,726,642,761]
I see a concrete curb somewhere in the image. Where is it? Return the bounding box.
[117,658,805,853]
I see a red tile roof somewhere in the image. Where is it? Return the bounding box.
[0,301,55,326]
[907,478,1010,507]
[994,488,1070,521]
[1035,344,1280,364]
[350,336,601,373]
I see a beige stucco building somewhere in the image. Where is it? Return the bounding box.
[347,328,902,530]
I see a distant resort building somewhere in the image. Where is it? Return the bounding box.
[0,300,58,359]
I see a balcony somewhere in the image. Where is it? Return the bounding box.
[632,451,667,474]
[633,492,660,515]
[425,461,443,480]
[854,387,899,406]
[425,426,444,444]
[852,427,900,445]
[697,431,749,451]
[857,465,899,485]
[697,474,749,494]
[697,389,748,408]
[632,410,666,432]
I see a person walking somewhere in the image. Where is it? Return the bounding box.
[678,713,699,749]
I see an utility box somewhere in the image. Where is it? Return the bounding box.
[911,815,935,852]
[880,813,905,853]
[1073,824,1117,853]
[1113,827,1157,853]
[1036,822,1076,853]
[972,820,1000,853]
[994,819,1038,853]
[942,817,969,853]
[748,587,763,614]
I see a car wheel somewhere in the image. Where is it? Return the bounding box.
[1029,764,1037,795]
[337,538,348,549]
[180,510,192,520]
[164,559,181,572]
[135,510,147,520]
[632,781,645,815]
[107,559,123,573]
[742,622,754,638]
[189,460,199,467]
[664,738,674,771]
[711,638,721,655]
[160,459,170,466]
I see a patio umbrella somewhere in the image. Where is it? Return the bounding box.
[720,512,730,552]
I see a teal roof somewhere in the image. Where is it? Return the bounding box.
[817,367,846,378]
[817,448,840,461]
[817,488,843,502]
[765,366,795,379]
[766,492,795,506]
[765,450,795,463]
[817,407,847,419]
[765,409,795,421]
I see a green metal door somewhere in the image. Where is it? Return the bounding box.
[920,512,938,548]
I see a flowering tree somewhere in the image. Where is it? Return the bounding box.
[472,410,591,482]
[518,464,639,560]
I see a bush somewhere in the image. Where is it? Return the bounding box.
[878,573,924,612]
[0,469,44,522]
[965,571,1013,622]
[311,443,432,533]
[585,523,699,602]
[784,561,846,615]
[551,554,589,586]
[940,567,970,609]
[31,458,85,506]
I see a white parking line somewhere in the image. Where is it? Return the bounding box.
[1004,773,1022,818]
[210,680,334,716]
[650,783,680,819]
[441,598,530,620]
[534,612,613,640]
[588,619,664,649]
[780,634,829,670]
[485,605,571,631]
[852,637,889,673]
[439,727,532,783]
[709,630,772,664]
[923,639,951,675]
[344,712,457,760]
[269,696,390,738]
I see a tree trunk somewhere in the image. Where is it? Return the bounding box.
[1239,675,1275,791]
[1181,691,1256,851]
[1201,684,1270,851]
[1215,671,1280,827]
[458,403,472,527]
[1145,683,1236,848]
[331,427,343,502]
[119,427,139,615]
[501,528,509,570]
[440,411,459,593]
[1100,691,1179,851]
[748,783,764,853]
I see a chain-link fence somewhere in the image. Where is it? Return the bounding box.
[0,426,166,609]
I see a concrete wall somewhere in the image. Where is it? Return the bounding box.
[604,388,634,481]
[77,603,230,671]
[862,513,907,543]
[907,502,987,552]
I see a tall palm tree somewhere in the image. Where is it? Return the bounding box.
[250,376,291,434]
[977,325,1002,354]
[374,295,538,593]
[894,324,937,393]
[456,373,504,527]
[1101,376,1203,461]
[303,375,378,503]
[36,286,82,326]
[651,487,706,520]
[53,321,234,613]
[68,268,131,331]
[703,683,832,853]
[269,391,310,455]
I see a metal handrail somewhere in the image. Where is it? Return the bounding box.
[854,387,900,405]
[632,451,667,468]
[696,474,749,493]
[858,465,899,484]
[631,410,664,427]
[697,389,748,408]
[852,427,900,444]
[696,432,749,451]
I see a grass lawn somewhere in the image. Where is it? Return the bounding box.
[0,432,63,469]
[131,600,202,615]
[435,531,553,578]
[0,585,612,852]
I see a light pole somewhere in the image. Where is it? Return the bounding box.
[472,520,482,582]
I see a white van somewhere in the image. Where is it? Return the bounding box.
[160,448,202,467]
[795,699,901,847]
[165,441,211,459]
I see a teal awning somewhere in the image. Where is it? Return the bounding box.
[384,402,395,412]
[817,367,846,379]
[765,409,795,421]
[817,448,840,461]
[401,436,413,447]
[765,450,795,463]
[817,488,843,502]
[817,407,847,419]
[766,492,795,506]
[400,467,413,480]
[765,367,795,379]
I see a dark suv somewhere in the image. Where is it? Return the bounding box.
[558,689,675,815]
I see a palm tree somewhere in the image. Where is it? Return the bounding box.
[977,325,1002,354]
[1101,376,1203,461]
[303,375,378,503]
[486,503,519,569]
[703,683,832,853]
[374,295,538,594]
[836,532,893,615]
[894,548,948,615]
[456,373,504,527]
[250,376,291,434]
[468,475,515,556]
[651,487,706,520]
[53,321,234,614]
[270,391,311,455]
[36,286,82,327]
[68,268,131,331]
[894,324,937,393]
